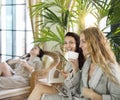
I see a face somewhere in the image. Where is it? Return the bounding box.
[64,36,76,52]
[30,46,40,57]
[79,34,89,57]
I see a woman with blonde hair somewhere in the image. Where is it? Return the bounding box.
[41,27,120,100]
[79,27,120,100]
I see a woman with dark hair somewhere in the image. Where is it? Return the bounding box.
[40,27,120,100]
[28,32,85,100]
[64,32,85,70]
[23,46,44,59]
[0,45,44,90]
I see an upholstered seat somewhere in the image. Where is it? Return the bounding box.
[0,86,30,100]
[0,51,60,100]
[30,51,61,90]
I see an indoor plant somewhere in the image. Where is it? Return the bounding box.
[29,0,120,62]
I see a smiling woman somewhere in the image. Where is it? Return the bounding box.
[27,32,85,100]
[37,27,120,100]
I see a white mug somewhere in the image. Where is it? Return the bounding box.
[65,51,79,60]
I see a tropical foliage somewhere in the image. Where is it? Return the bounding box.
[30,0,120,62]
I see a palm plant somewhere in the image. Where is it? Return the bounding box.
[74,0,95,31]
[107,28,120,63]
[31,0,75,50]
[91,0,111,31]
[107,0,120,62]
[30,0,120,62]
[31,0,76,32]
[35,26,65,50]
[92,0,120,62]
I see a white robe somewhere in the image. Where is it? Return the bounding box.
[42,57,120,100]
[0,57,43,90]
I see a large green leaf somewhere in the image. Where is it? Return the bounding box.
[30,0,120,61]
[34,26,64,48]
[106,26,120,63]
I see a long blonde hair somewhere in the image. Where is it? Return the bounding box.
[81,27,120,84]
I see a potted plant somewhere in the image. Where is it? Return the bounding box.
[29,0,120,62]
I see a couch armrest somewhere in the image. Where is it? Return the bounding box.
[30,69,48,91]
[30,51,60,91]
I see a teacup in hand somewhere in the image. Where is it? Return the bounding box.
[65,51,79,60]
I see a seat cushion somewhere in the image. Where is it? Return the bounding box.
[42,55,54,68]
[0,86,30,99]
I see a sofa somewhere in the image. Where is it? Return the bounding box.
[0,51,60,100]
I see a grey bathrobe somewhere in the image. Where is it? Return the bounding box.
[42,57,120,100]
[0,57,43,90]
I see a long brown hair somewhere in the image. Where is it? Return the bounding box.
[81,27,120,84]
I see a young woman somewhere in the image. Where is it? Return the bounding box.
[78,27,120,100]
[40,27,120,100]
[28,32,85,100]
[0,45,44,90]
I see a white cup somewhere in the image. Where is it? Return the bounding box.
[65,51,79,60]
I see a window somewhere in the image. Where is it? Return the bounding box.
[0,0,33,61]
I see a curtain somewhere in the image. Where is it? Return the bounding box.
[27,0,41,40]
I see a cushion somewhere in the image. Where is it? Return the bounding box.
[0,86,30,99]
[42,55,54,69]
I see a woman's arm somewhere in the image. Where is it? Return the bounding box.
[103,81,120,100]
[6,59,20,65]
[21,58,43,73]
[64,70,81,89]
[22,61,34,73]
[82,88,102,100]
[64,58,81,89]
[82,78,120,100]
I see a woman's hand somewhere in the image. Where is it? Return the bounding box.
[20,60,29,68]
[82,87,102,100]
[20,60,34,73]
[7,58,21,64]
[61,70,68,78]
[68,58,79,74]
